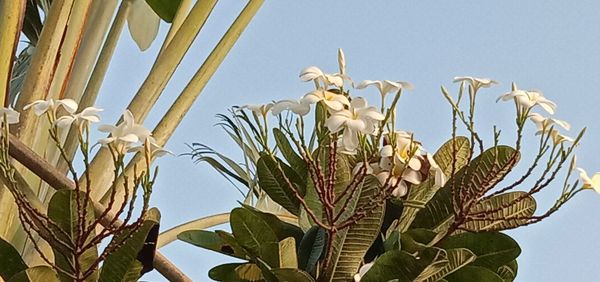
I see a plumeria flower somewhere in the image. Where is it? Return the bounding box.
[338,48,346,76]
[353,262,374,282]
[23,98,78,116]
[325,97,384,153]
[0,107,20,124]
[302,89,350,111]
[576,168,600,194]
[528,112,571,133]
[128,136,173,158]
[55,107,103,129]
[497,83,557,114]
[380,131,422,171]
[453,76,498,91]
[427,153,447,188]
[299,66,345,88]
[98,110,151,152]
[355,80,414,99]
[271,99,311,116]
[241,103,273,117]
[547,129,574,145]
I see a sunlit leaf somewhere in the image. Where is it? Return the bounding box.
[127,0,160,51]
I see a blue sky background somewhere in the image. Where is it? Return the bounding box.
[92,1,600,281]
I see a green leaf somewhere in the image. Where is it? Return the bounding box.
[230,207,278,258]
[278,237,298,268]
[298,226,328,273]
[208,263,264,282]
[412,146,519,237]
[414,248,476,282]
[128,0,160,51]
[398,137,470,232]
[0,237,28,281]
[273,128,307,180]
[98,208,161,282]
[461,192,536,232]
[241,205,303,247]
[7,266,59,282]
[457,146,519,202]
[400,228,438,254]
[326,176,386,281]
[177,230,248,259]
[257,153,305,215]
[441,232,520,270]
[361,249,442,282]
[383,230,401,252]
[271,268,315,281]
[145,0,182,23]
[496,260,518,281]
[445,266,504,282]
[47,190,98,282]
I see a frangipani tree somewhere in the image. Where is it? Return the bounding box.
[180,50,599,281]
[0,0,264,281]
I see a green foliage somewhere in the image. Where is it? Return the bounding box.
[7,266,59,282]
[178,230,248,260]
[0,237,28,281]
[273,128,307,180]
[444,266,504,282]
[256,153,305,216]
[463,192,536,232]
[98,208,161,282]
[47,190,98,282]
[297,226,328,274]
[145,0,183,23]
[440,232,521,271]
[230,207,279,258]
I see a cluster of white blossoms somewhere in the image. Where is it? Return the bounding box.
[0,99,169,158]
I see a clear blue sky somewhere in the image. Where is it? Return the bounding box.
[95,1,600,281]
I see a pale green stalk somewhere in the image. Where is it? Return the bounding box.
[83,0,219,200]
[158,0,192,56]
[0,0,25,106]
[100,0,265,211]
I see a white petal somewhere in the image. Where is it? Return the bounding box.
[57,99,78,113]
[299,66,324,81]
[119,133,139,143]
[325,114,348,133]
[55,116,75,128]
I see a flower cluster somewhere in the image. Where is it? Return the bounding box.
[0,98,169,159]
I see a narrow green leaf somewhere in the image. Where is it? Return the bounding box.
[7,266,59,282]
[496,260,518,282]
[0,237,28,281]
[441,232,520,270]
[145,0,183,23]
[361,248,442,282]
[208,263,264,282]
[98,208,161,282]
[273,128,308,180]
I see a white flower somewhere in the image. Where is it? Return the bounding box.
[427,153,447,188]
[325,97,384,152]
[271,99,311,116]
[241,103,273,117]
[497,83,557,114]
[128,136,173,158]
[576,168,600,194]
[380,131,422,171]
[299,66,345,88]
[23,98,78,116]
[356,80,414,99]
[0,107,20,124]
[528,112,571,133]
[353,262,374,282]
[55,107,103,128]
[453,76,498,90]
[98,110,151,151]
[547,129,574,145]
[302,89,350,111]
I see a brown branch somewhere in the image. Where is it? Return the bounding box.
[8,134,192,282]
